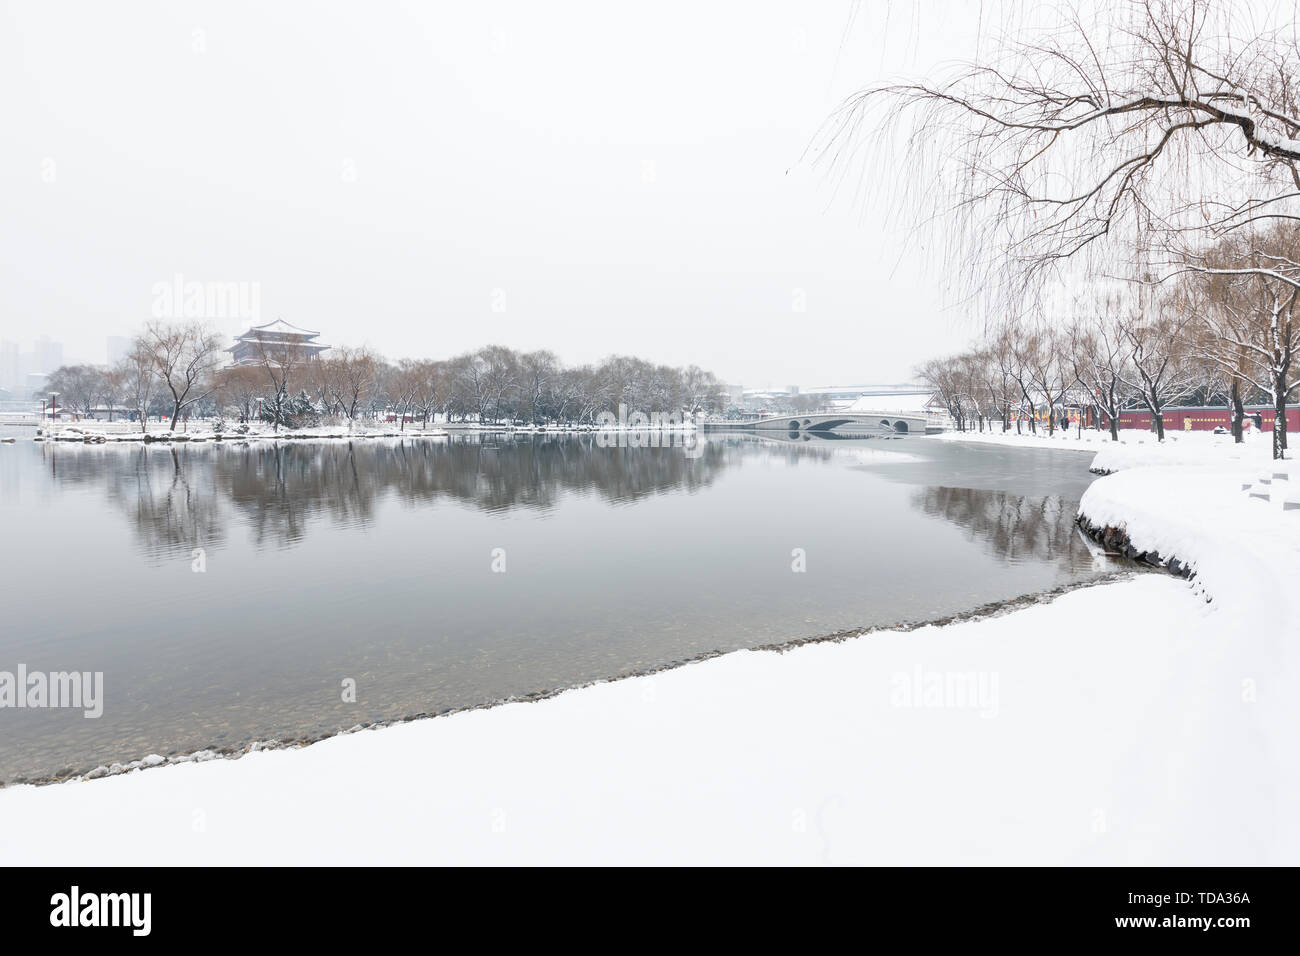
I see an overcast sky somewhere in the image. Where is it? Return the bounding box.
[1,1,995,388]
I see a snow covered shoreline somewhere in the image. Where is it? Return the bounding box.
[1,429,1295,864]
[28,424,451,444]
[5,572,1130,790]
[4,569,1292,865]
[12,421,704,445]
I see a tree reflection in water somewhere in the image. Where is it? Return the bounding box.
[910,485,1094,571]
[39,435,768,558]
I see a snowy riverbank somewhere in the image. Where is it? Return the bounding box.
[13,421,704,445]
[28,423,450,444]
[1,428,1295,864]
[3,573,1279,866]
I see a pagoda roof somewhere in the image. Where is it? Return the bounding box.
[236,319,321,338]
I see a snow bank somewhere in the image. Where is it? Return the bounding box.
[1080,460,1300,628]
[936,425,1280,473]
[1088,431,1274,474]
[2,574,1294,865]
[932,428,1104,451]
[1078,459,1300,859]
[36,424,449,444]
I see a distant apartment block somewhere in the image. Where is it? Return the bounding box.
[106,335,132,366]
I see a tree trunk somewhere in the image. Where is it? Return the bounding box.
[1230,379,1244,444]
[1274,382,1287,459]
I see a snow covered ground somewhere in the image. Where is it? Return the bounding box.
[932,426,1112,451]
[934,423,1283,469]
[34,422,449,443]
[28,420,703,443]
[1,426,1295,865]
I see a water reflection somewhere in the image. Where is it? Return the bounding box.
[911,486,1093,570]
[34,435,1100,568]
[39,435,745,557]
[4,432,1119,782]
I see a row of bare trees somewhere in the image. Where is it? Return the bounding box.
[922,228,1300,451]
[217,341,726,429]
[46,327,727,432]
[46,322,225,432]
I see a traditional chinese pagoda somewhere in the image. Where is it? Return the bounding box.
[227,319,330,367]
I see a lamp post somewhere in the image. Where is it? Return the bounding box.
[49,392,60,435]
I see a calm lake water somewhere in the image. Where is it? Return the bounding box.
[0,430,1115,782]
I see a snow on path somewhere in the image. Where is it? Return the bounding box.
[0,575,1287,865]
[935,424,1278,467]
[1079,456,1300,859]
[932,428,1108,452]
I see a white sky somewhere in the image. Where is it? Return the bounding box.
[0,1,995,388]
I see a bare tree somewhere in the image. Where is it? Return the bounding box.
[517,350,558,424]
[138,321,224,430]
[1069,302,1133,441]
[387,359,426,430]
[820,1,1300,309]
[216,365,267,423]
[1116,305,1198,441]
[406,359,446,428]
[45,364,107,420]
[243,332,309,431]
[1193,224,1300,456]
[322,346,380,423]
[918,356,969,431]
[115,344,158,434]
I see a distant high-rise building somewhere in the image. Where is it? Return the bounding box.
[106,335,131,366]
[32,336,63,375]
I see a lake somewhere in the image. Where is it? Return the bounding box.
[0,430,1118,782]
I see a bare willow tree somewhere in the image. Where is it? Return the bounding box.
[818,0,1300,320]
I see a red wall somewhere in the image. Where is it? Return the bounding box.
[1112,406,1300,432]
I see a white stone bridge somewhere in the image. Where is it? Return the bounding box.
[704,411,931,435]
